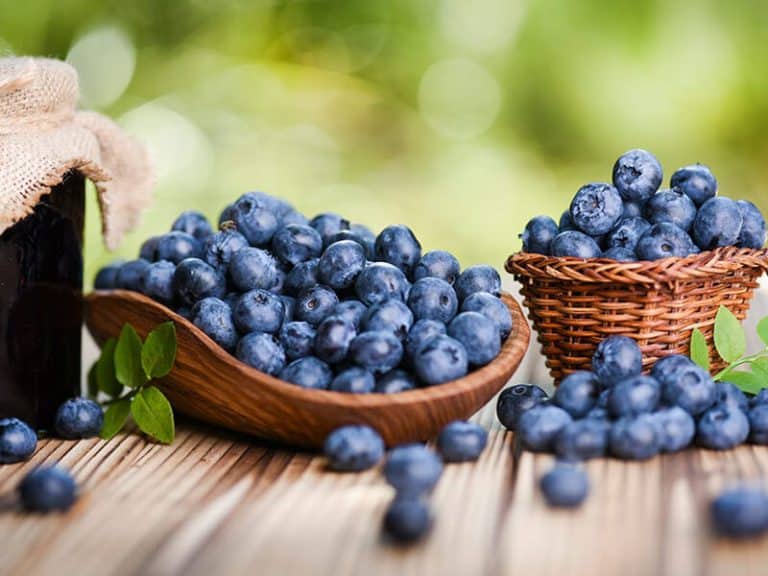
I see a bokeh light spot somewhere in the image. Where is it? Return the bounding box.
[439,0,526,53]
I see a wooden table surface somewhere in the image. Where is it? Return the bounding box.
[2,283,768,576]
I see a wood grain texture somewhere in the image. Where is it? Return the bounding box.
[84,291,531,448]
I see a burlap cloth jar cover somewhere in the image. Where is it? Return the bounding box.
[0,56,152,247]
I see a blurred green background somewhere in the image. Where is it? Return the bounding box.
[1,0,766,286]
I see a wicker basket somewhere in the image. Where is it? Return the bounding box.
[506,246,768,384]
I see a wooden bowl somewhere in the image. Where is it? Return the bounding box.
[85,291,530,448]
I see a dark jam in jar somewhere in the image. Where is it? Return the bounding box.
[0,171,84,430]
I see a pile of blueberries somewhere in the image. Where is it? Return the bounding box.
[95,192,512,391]
[0,397,104,512]
[521,149,767,261]
[323,420,488,543]
[497,335,768,519]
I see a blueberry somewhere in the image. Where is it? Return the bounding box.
[384,444,443,496]
[550,231,602,258]
[383,497,433,543]
[413,250,461,284]
[332,300,368,329]
[454,265,501,301]
[671,164,717,206]
[596,388,611,408]
[607,375,660,417]
[375,225,422,278]
[140,260,176,305]
[651,354,695,384]
[139,236,160,261]
[232,192,280,246]
[330,367,375,393]
[327,230,372,258]
[437,421,488,462]
[609,415,660,460]
[375,370,417,393]
[711,487,768,539]
[18,466,77,512]
[54,398,103,439]
[156,232,202,264]
[219,203,235,225]
[692,197,744,250]
[407,277,458,324]
[521,216,559,255]
[271,224,323,266]
[652,406,695,452]
[228,247,279,292]
[752,389,768,406]
[191,297,238,351]
[622,201,644,219]
[553,371,600,418]
[94,261,122,289]
[236,332,286,375]
[355,262,410,306]
[279,321,316,360]
[587,406,610,420]
[715,382,749,412]
[570,182,623,235]
[697,405,749,450]
[171,210,213,241]
[612,149,663,203]
[554,419,609,461]
[646,189,697,231]
[0,418,37,463]
[351,223,377,256]
[284,258,319,296]
[517,404,572,452]
[592,335,642,387]
[279,294,294,320]
[314,316,357,364]
[173,258,227,306]
[405,319,447,358]
[349,331,404,374]
[238,191,292,217]
[661,363,716,416]
[202,228,249,269]
[318,240,367,290]
[233,289,285,333]
[637,223,698,260]
[310,213,350,248]
[295,285,339,326]
[460,292,512,341]
[749,404,768,444]
[279,357,333,389]
[323,425,384,471]
[362,299,414,341]
[412,334,469,385]
[559,209,576,231]
[540,464,589,507]
[606,217,652,251]
[496,384,549,431]
[736,200,767,249]
[116,259,151,291]
[282,209,310,227]
[603,246,637,261]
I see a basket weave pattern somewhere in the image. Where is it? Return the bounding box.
[506,247,768,384]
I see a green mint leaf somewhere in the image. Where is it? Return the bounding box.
[130,386,175,444]
[100,398,131,440]
[758,317,768,348]
[714,306,747,364]
[141,322,177,379]
[721,370,765,394]
[690,328,711,371]
[96,338,122,397]
[87,363,99,399]
[115,324,147,389]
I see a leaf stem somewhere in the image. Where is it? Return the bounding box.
[100,388,139,406]
[714,349,768,380]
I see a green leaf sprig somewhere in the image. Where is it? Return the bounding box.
[689,306,768,394]
[88,322,177,443]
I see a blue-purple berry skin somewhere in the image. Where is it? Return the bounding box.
[324,425,384,471]
[711,487,768,539]
[0,418,37,463]
[94,261,123,289]
[607,375,661,418]
[232,192,280,246]
[361,299,414,341]
[318,240,367,290]
[554,371,600,418]
[436,421,488,462]
[374,370,417,393]
[692,197,744,251]
[551,231,602,258]
[696,405,749,450]
[18,466,77,512]
[173,258,226,306]
[592,336,643,387]
[609,415,660,460]
[375,225,422,278]
[606,217,651,251]
[271,224,323,266]
[233,289,285,334]
[172,210,213,241]
[637,223,698,260]
[612,149,663,203]
[279,321,316,360]
[383,497,433,543]
[314,315,357,364]
[116,259,151,291]
[349,331,404,375]
[570,182,624,235]
[518,404,573,452]
[660,363,716,416]
[554,418,609,461]
[671,164,717,206]
[192,297,239,352]
[540,464,590,508]
[407,278,458,324]
[330,367,375,393]
[405,319,447,359]
[228,247,280,293]
[413,250,461,284]
[521,216,559,254]
[748,404,768,445]
[646,189,697,231]
[236,332,286,376]
[279,357,333,389]
[652,406,695,453]
[284,259,319,296]
[54,398,104,439]
[140,260,176,305]
[295,285,339,327]
[383,444,443,497]
[454,265,501,301]
[412,334,468,385]
[603,246,638,261]
[355,262,410,306]
[460,292,512,341]
[203,228,249,270]
[496,384,548,431]
[736,200,767,249]
[715,382,749,412]
[310,213,350,248]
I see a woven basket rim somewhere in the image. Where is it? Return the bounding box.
[506,246,768,285]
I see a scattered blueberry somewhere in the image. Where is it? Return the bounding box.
[330,367,375,393]
[554,419,609,461]
[518,404,573,452]
[375,225,422,278]
[271,224,323,266]
[314,315,357,364]
[460,292,512,341]
[375,370,417,393]
[383,497,433,543]
[355,262,410,306]
[696,405,749,450]
[279,357,333,389]
[191,297,239,351]
[202,227,250,270]
[362,299,414,341]
[236,332,286,375]
[171,210,213,241]
[54,398,104,439]
[412,335,468,385]
[318,240,367,290]
[671,164,717,206]
[413,250,461,284]
[324,425,384,471]
[173,258,227,306]
[592,335,642,387]
[496,384,549,431]
[570,182,623,236]
[609,415,660,460]
[407,277,458,324]
[233,288,285,333]
[384,444,443,496]
[156,231,202,264]
[454,265,501,301]
[550,231,602,258]
[279,321,316,360]
[0,418,37,463]
[349,331,404,374]
[710,487,768,539]
[652,406,695,452]
[692,197,744,250]
[436,421,488,462]
[540,464,589,507]
[646,189,697,231]
[18,466,77,512]
[521,216,560,255]
[612,149,663,203]
[295,285,339,326]
[553,371,600,418]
